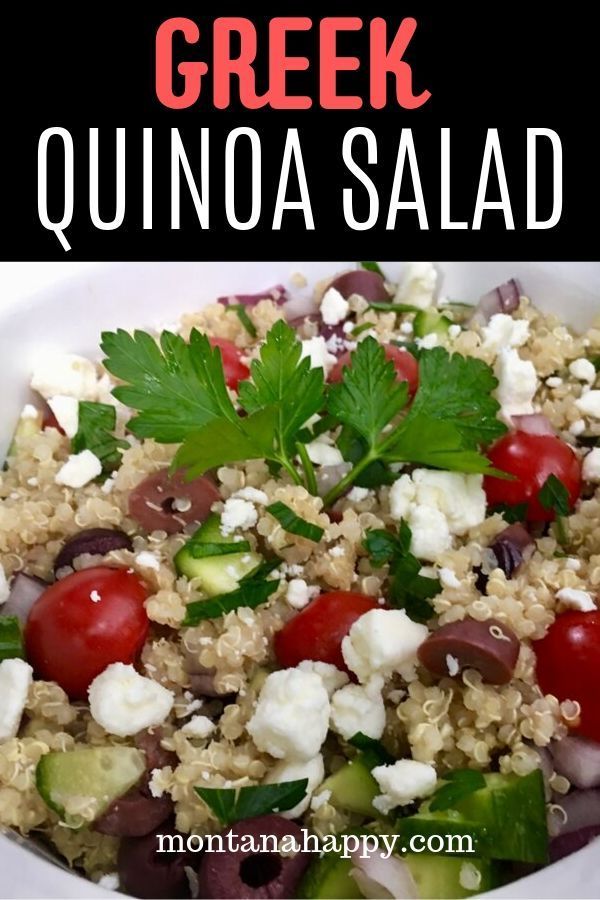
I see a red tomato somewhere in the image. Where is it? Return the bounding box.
[210,337,250,390]
[534,611,600,742]
[274,591,380,672]
[330,345,419,396]
[484,432,581,522]
[25,567,149,700]
[42,409,65,435]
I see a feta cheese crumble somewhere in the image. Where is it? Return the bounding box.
[569,358,597,383]
[135,551,161,571]
[371,759,437,814]
[181,715,216,739]
[55,449,103,488]
[0,658,33,740]
[583,447,600,482]
[320,286,349,325]
[342,608,428,683]
[88,663,174,737]
[494,348,538,421]
[330,676,386,740]
[556,587,596,612]
[576,390,600,419]
[220,497,258,535]
[247,669,330,761]
[300,337,337,375]
[286,578,319,610]
[394,262,437,309]
[481,314,530,353]
[264,754,325,818]
[306,440,344,467]
[297,660,348,697]
[47,395,79,438]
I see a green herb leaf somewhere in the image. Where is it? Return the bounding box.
[538,474,571,517]
[266,501,324,543]
[0,616,25,661]
[368,302,421,313]
[240,558,282,583]
[360,261,385,277]
[349,732,395,769]
[186,541,252,560]
[351,322,378,337]
[101,329,238,443]
[383,415,503,476]
[72,402,128,472]
[225,304,257,338]
[238,320,325,458]
[328,337,409,450]
[195,779,308,827]
[183,580,278,626]
[490,502,528,524]
[429,769,487,812]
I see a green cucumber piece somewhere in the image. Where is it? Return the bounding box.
[296,852,362,900]
[36,746,146,827]
[399,770,548,864]
[320,758,379,817]
[398,811,489,857]
[405,854,504,899]
[413,309,452,338]
[174,514,262,596]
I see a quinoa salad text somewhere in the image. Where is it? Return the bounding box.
[1,263,600,899]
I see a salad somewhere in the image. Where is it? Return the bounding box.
[0,263,599,900]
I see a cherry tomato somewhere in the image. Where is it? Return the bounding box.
[209,337,250,390]
[534,610,600,742]
[25,567,149,700]
[274,591,380,672]
[330,345,419,397]
[483,432,581,522]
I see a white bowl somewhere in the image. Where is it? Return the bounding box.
[0,261,599,899]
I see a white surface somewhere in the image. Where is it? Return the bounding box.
[0,260,599,899]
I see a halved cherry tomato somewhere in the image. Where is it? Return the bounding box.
[25,567,149,699]
[330,344,419,397]
[209,337,250,390]
[274,591,380,672]
[484,432,582,522]
[534,610,600,742]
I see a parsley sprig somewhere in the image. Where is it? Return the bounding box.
[72,401,128,473]
[195,779,308,827]
[428,769,486,812]
[539,473,571,545]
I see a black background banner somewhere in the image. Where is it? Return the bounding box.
[2,5,597,260]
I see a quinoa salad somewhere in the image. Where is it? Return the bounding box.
[1,263,600,900]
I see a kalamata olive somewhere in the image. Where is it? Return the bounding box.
[2,573,47,623]
[129,469,220,535]
[118,827,193,899]
[135,728,178,771]
[329,270,389,303]
[197,815,311,899]
[54,527,133,573]
[217,285,287,307]
[475,523,533,592]
[418,617,520,685]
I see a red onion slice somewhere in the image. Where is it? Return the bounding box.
[217,285,288,307]
[554,789,600,836]
[350,850,417,900]
[551,735,600,790]
[511,414,555,436]
[550,825,600,862]
[472,278,523,324]
[2,573,48,623]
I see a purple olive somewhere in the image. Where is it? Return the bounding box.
[475,523,533,592]
[197,815,311,899]
[329,270,389,303]
[418,617,520,685]
[118,827,193,899]
[95,785,173,838]
[129,469,220,535]
[135,728,178,771]
[54,528,133,573]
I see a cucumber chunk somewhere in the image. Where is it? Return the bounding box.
[36,746,146,827]
[398,770,548,864]
[320,758,379,817]
[413,309,452,338]
[296,852,363,900]
[174,513,262,596]
[405,853,503,899]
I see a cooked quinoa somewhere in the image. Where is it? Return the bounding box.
[1,264,599,895]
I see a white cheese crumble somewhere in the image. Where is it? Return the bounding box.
[297,660,348,697]
[329,545,346,558]
[583,448,600,482]
[342,608,428,683]
[481,314,530,353]
[320,286,350,325]
[569,419,586,436]
[494,348,538,421]
[264,754,325,819]
[565,557,581,571]
[394,262,437,309]
[371,759,437,814]
[55,449,103,488]
[448,324,462,339]
[97,874,120,891]
[0,658,33,740]
[306,440,344,467]
[439,567,461,589]
[576,390,600,419]
[31,352,99,400]
[47,395,79,438]
[556,587,596,612]
[20,404,40,419]
[546,376,563,388]
[181,715,216,739]
[233,486,269,505]
[0,564,9,605]
[415,333,439,350]
[569,358,597,384]
[247,669,330,761]
[300,337,337,375]
[347,486,370,502]
[446,654,460,677]
[310,789,331,811]
[135,551,161,571]
[330,676,386,740]
[88,663,174,737]
[286,578,318,610]
[220,497,258,535]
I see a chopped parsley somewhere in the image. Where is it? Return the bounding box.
[490,501,528,524]
[349,732,395,769]
[182,579,278,626]
[0,616,25,661]
[72,402,128,472]
[266,501,324,543]
[360,261,385,276]
[428,769,486,812]
[195,779,308,827]
[539,473,571,546]
[225,304,257,337]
